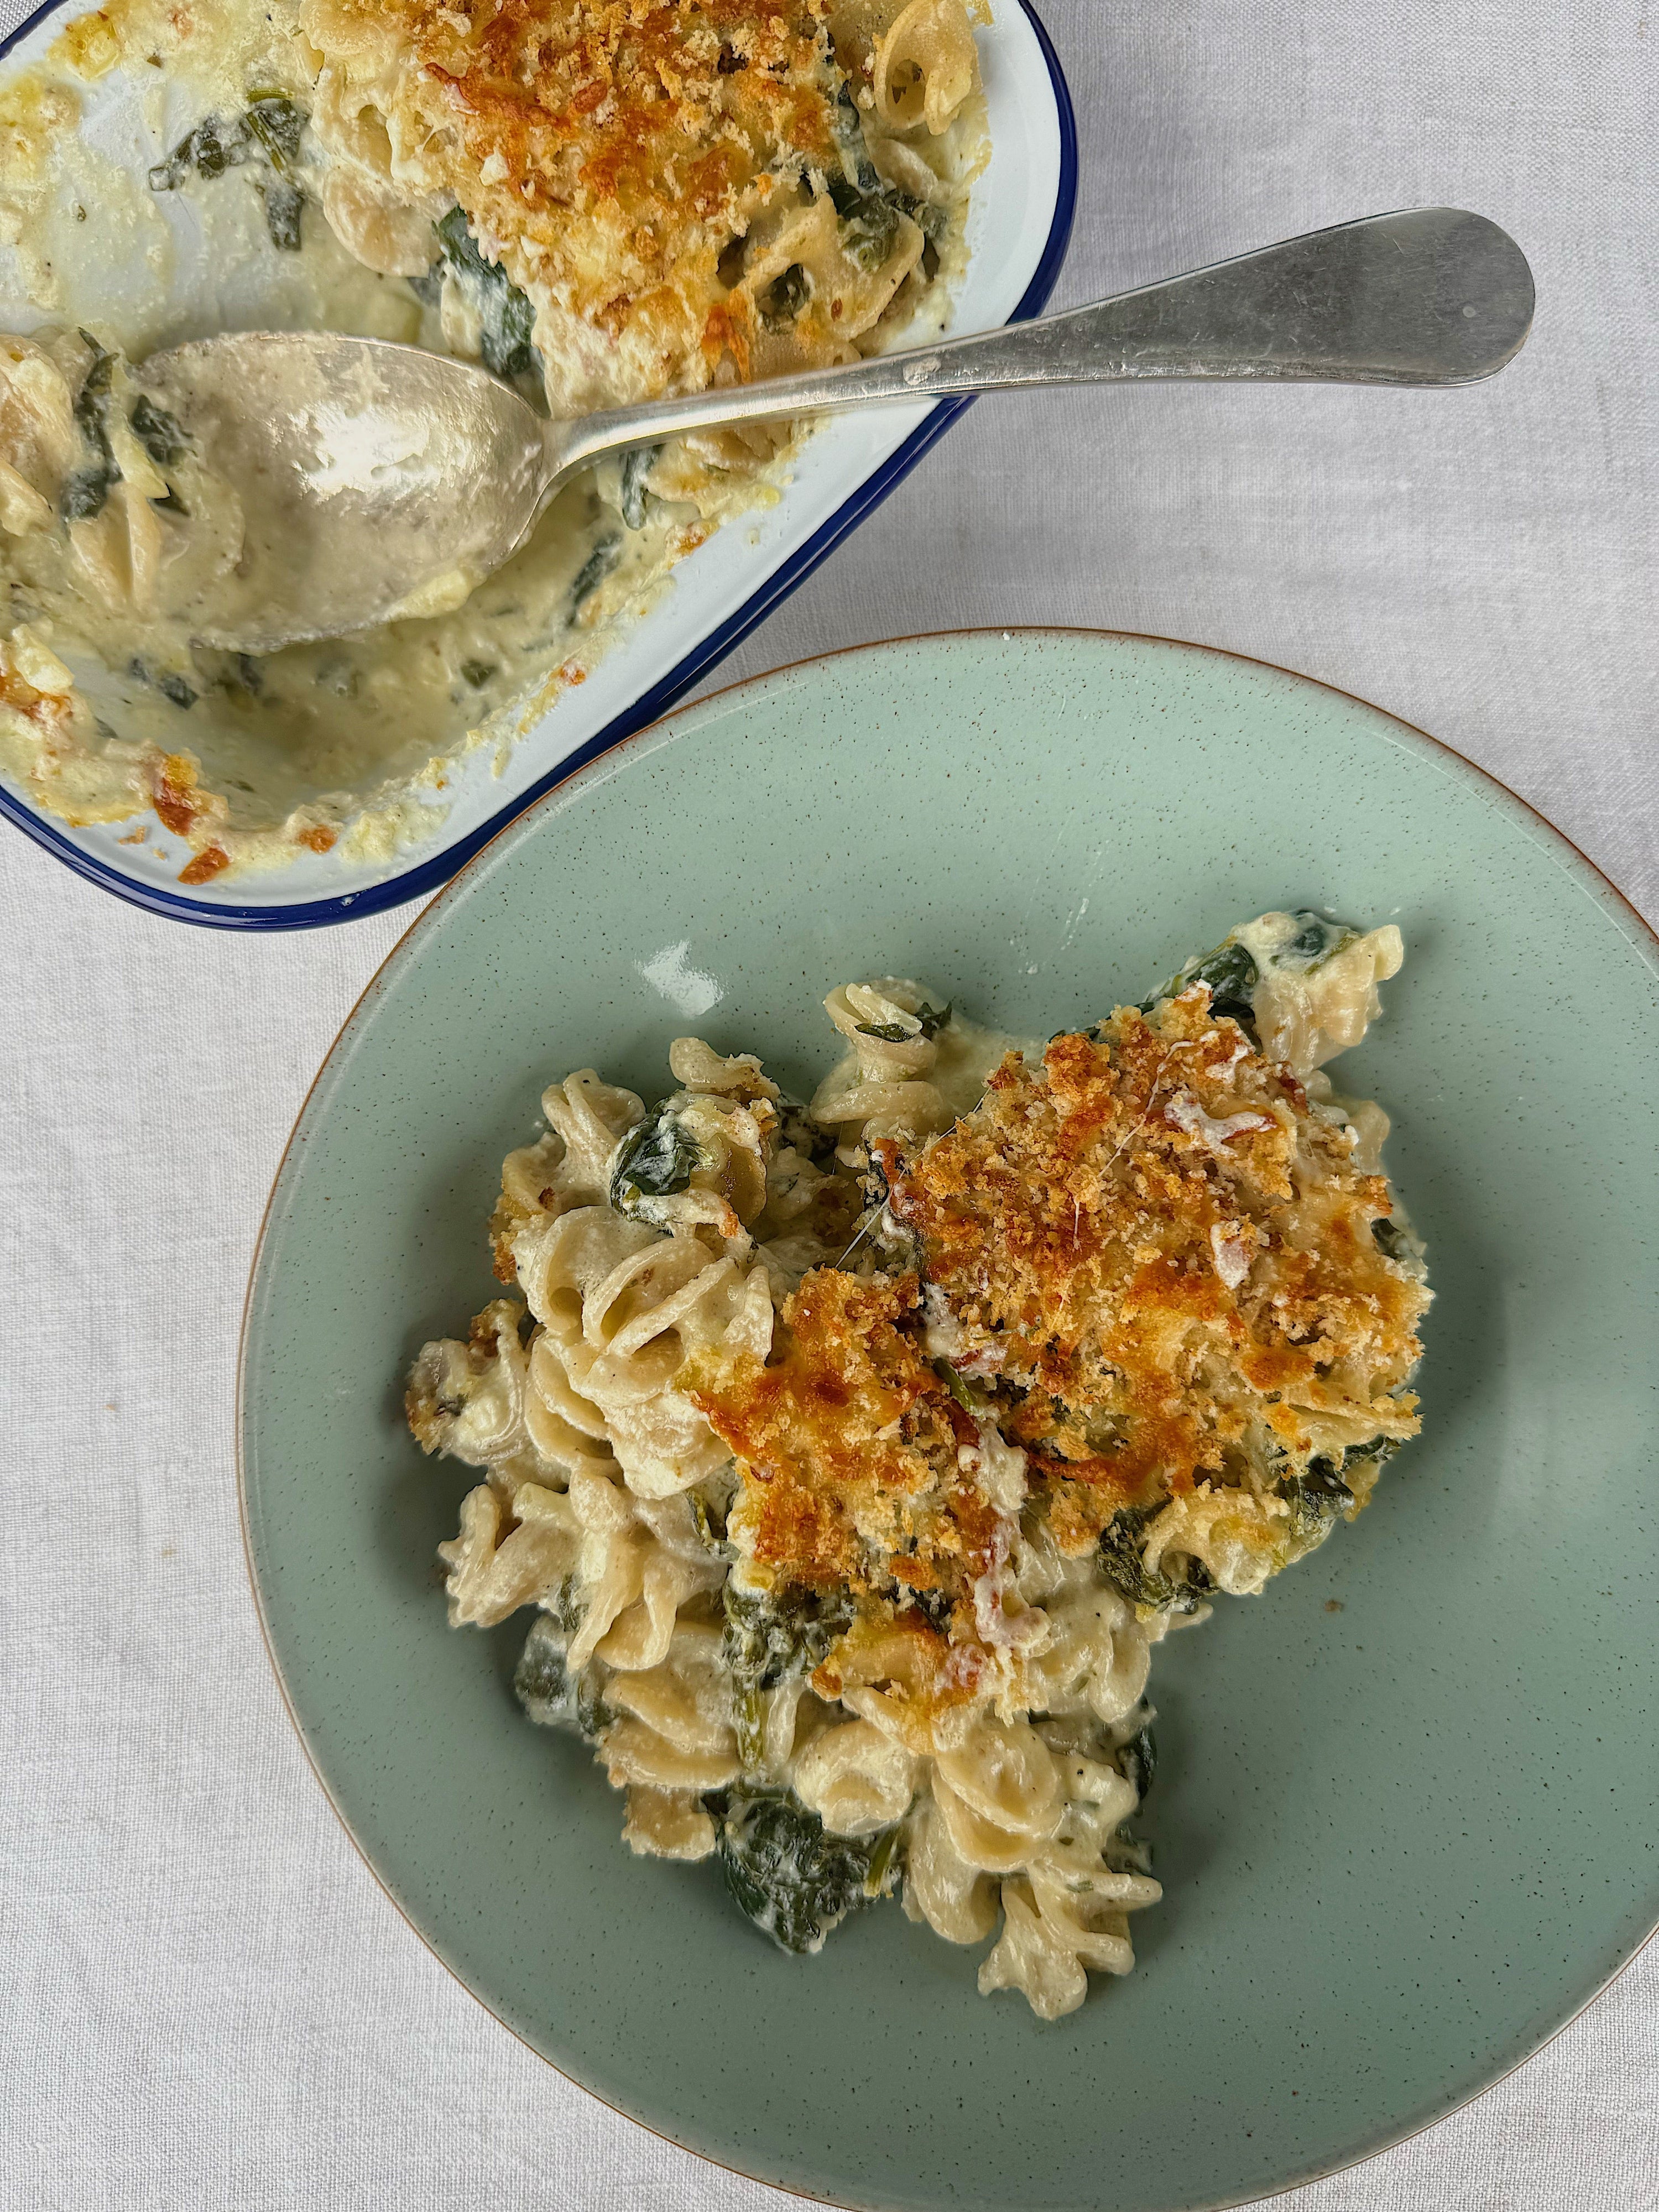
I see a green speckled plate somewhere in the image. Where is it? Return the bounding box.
[239,631,1659,2212]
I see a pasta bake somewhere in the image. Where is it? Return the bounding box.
[0,0,988,880]
[408,911,1431,2017]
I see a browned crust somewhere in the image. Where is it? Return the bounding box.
[889,993,1427,1547]
[362,0,842,366]
[684,1267,996,1608]
[687,991,1426,1595]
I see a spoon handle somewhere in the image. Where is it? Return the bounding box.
[560,208,1532,472]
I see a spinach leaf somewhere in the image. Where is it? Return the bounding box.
[1115,1723,1157,1804]
[61,334,118,521]
[61,463,117,523]
[129,394,186,469]
[157,672,198,710]
[931,1357,986,1415]
[1278,1432,1399,1548]
[832,82,883,194]
[863,1821,905,1898]
[544,1574,585,1635]
[828,86,946,256]
[1280,910,1357,968]
[714,1787,904,1953]
[780,1098,840,1166]
[723,1578,853,1695]
[1372,1217,1411,1262]
[608,1101,702,1214]
[1104,1830,1154,1876]
[830,173,945,268]
[723,1577,853,1768]
[904,1583,955,1634]
[458,658,497,690]
[689,1480,738,1560]
[148,99,308,247]
[514,1615,609,1739]
[1139,907,1368,1025]
[435,205,539,378]
[1279,1459,1353,1542]
[759,263,809,327]
[1140,936,1260,1026]
[1097,1505,1213,1615]
[834,184,899,273]
[434,204,484,268]
[244,93,305,170]
[619,442,662,530]
[1340,1433,1399,1467]
[905,193,949,244]
[149,114,251,191]
[262,176,305,251]
[189,116,246,178]
[855,999,951,1043]
[568,532,622,618]
[1182,940,1259,1016]
[72,335,113,430]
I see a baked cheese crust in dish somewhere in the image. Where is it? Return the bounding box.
[407,911,1431,2018]
[0,0,988,883]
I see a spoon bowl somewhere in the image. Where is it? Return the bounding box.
[134,333,551,652]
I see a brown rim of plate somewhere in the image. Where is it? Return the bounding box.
[234,624,1659,2212]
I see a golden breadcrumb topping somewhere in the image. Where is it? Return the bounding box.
[687,985,1427,1622]
[885,989,1428,1552]
[685,1268,1003,1611]
[310,0,851,392]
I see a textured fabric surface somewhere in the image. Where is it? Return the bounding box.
[2,1,1654,2206]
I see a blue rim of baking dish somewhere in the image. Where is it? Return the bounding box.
[0,0,1079,931]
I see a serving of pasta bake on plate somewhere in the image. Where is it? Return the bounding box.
[238,628,1659,2204]
[406,909,1430,2017]
[0,0,1004,892]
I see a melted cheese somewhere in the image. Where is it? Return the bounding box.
[888,989,1431,1562]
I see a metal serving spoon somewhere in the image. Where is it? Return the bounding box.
[133,206,1532,655]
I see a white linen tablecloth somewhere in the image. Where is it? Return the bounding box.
[3,2,1655,2205]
